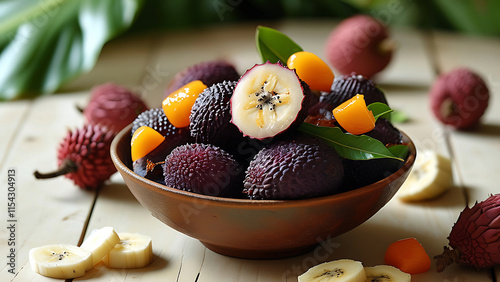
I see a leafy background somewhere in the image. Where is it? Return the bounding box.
[1,0,498,101]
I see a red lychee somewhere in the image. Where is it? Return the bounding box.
[435,194,500,272]
[34,124,116,190]
[429,68,489,130]
[325,15,394,78]
[84,83,148,134]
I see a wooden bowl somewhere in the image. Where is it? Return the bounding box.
[110,124,416,259]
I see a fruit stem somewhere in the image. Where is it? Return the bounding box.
[75,104,85,114]
[378,38,397,55]
[440,98,456,118]
[34,159,78,179]
[434,246,461,272]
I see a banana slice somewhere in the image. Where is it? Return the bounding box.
[298,259,366,282]
[231,62,309,140]
[364,265,411,282]
[398,150,453,202]
[102,232,153,269]
[80,226,120,265]
[29,244,92,279]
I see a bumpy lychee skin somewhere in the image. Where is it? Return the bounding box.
[430,68,489,130]
[165,60,240,97]
[34,124,116,190]
[189,81,244,153]
[365,118,403,145]
[325,15,393,78]
[435,194,500,272]
[309,73,388,117]
[243,137,344,200]
[84,83,148,134]
[163,143,244,198]
[132,108,174,137]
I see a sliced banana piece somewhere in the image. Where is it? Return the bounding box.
[231,62,306,140]
[364,265,411,282]
[80,226,120,265]
[298,259,366,282]
[102,232,153,269]
[398,150,453,202]
[29,244,92,279]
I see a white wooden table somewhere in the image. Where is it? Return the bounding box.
[1,20,500,281]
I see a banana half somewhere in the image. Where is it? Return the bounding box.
[103,232,153,269]
[398,150,453,202]
[29,244,93,279]
[298,259,366,282]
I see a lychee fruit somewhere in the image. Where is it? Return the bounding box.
[230,62,313,140]
[309,73,388,118]
[163,143,244,198]
[243,137,344,200]
[429,68,489,130]
[131,107,175,137]
[84,83,148,134]
[325,15,394,78]
[189,80,244,153]
[365,118,403,145]
[435,194,500,272]
[34,124,116,190]
[165,60,240,97]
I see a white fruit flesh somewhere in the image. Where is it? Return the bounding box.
[29,244,92,279]
[102,232,153,269]
[80,226,120,265]
[364,265,411,282]
[231,63,305,139]
[298,259,366,282]
[398,150,453,202]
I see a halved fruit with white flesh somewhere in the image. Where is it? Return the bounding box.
[298,259,366,282]
[29,244,92,279]
[80,226,120,266]
[102,232,153,269]
[397,150,453,202]
[231,62,310,140]
[364,265,411,282]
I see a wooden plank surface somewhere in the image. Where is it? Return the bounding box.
[1,93,95,281]
[431,30,500,279]
[1,20,499,282]
[0,100,30,166]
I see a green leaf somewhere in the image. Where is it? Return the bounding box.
[389,109,410,123]
[388,144,409,160]
[0,0,144,101]
[367,102,393,121]
[255,26,303,64]
[298,122,405,161]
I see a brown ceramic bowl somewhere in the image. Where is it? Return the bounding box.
[111,124,416,259]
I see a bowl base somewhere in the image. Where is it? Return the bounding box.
[200,241,317,260]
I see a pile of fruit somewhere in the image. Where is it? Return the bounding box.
[130,26,409,200]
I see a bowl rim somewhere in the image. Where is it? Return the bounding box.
[111,124,416,207]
